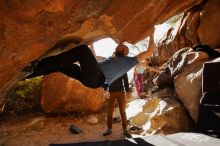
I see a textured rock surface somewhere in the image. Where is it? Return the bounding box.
[41,72,106,113]
[150,47,220,122]
[150,19,191,66]
[154,47,211,87]
[0,0,202,110]
[175,51,220,122]
[154,47,197,87]
[126,88,192,135]
[150,13,195,66]
[174,56,207,122]
[156,49,220,122]
[150,1,220,120]
[150,0,220,66]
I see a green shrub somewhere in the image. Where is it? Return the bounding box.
[4,77,43,115]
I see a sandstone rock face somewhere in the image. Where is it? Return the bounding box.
[154,47,210,122]
[41,72,106,113]
[150,0,220,66]
[152,47,220,122]
[150,20,192,66]
[154,46,214,122]
[0,0,202,110]
[126,88,192,135]
[154,47,209,87]
[175,53,220,122]
[174,61,205,122]
[149,0,220,121]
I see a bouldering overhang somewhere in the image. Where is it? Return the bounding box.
[0,0,203,112]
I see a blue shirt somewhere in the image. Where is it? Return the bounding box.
[98,56,138,85]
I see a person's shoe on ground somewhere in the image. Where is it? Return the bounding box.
[123,130,132,138]
[103,129,112,136]
[128,125,143,134]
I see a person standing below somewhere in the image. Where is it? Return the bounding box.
[134,58,160,98]
[103,72,131,137]
[134,62,146,98]
[102,45,132,137]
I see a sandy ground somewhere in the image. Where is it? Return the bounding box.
[0,112,125,146]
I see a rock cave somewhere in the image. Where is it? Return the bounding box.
[0,0,220,146]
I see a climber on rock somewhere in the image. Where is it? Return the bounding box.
[23,28,155,90]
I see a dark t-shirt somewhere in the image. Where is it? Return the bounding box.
[109,73,129,92]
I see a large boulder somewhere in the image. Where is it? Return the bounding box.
[126,88,192,135]
[150,19,192,66]
[154,47,207,87]
[150,0,220,122]
[153,47,220,122]
[41,72,106,113]
[154,47,210,121]
[0,0,203,111]
[174,57,206,122]
[175,51,220,122]
[150,0,220,67]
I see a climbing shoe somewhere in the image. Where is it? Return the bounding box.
[102,129,112,136]
[123,130,132,138]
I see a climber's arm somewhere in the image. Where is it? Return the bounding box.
[136,29,155,63]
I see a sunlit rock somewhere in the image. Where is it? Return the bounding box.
[154,47,211,87]
[41,72,106,113]
[126,89,192,136]
[127,98,191,135]
[175,52,220,122]
[149,17,189,66]
[154,47,193,87]
[154,46,210,121]
[150,0,220,67]
[0,0,202,110]
[87,115,99,125]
